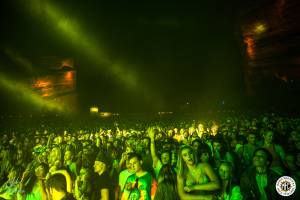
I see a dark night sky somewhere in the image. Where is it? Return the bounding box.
[0,0,246,113]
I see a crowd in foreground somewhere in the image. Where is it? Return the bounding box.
[0,113,300,200]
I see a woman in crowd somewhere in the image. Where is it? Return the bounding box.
[74,167,92,200]
[260,130,285,175]
[0,112,299,200]
[216,162,242,200]
[177,145,220,200]
[18,163,49,200]
[154,164,179,200]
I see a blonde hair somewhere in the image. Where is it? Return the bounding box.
[177,145,198,177]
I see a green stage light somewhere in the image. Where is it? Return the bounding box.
[27,0,162,108]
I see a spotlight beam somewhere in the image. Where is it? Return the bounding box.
[27,0,162,108]
[0,73,67,112]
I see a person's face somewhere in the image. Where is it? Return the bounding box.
[49,148,61,164]
[181,148,194,165]
[126,160,133,172]
[192,141,200,151]
[198,124,204,132]
[94,161,106,174]
[200,152,210,163]
[8,170,17,180]
[35,165,47,179]
[79,168,89,181]
[183,131,189,138]
[38,151,48,163]
[129,157,142,173]
[253,150,268,168]
[213,142,221,152]
[247,134,256,145]
[290,131,300,141]
[16,150,23,160]
[264,131,274,143]
[64,151,72,162]
[126,146,133,153]
[161,152,170,165]
[211,125,218,134]
[168,130,174,138]
[218,164,231,180]
[55,136,63,144]
[180,129,185,135]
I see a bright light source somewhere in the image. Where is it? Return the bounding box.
[90,106,99,113]
[100,112,112,117]
[254,23,267,34]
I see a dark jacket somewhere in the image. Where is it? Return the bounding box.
[240,167,282,200]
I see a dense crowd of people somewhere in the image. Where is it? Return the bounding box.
[0,112,300,200]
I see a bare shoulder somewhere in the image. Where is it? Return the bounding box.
[197,162,211,170]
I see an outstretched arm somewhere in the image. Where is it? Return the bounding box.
[147,127,160,168]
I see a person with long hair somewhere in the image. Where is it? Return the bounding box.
[154,164,179,200]
[216,162,242,200]
[260,130,285,175]
[177,145,220,200]
[18,163,49,200]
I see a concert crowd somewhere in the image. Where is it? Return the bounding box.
[0,113,300,200]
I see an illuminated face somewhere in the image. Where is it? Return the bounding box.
[253,150,268,168]
[180,129,185,135]
[55,136,63,144]
[161,152,170,165]
[126,146,133,153]
[192,141,201,151]
[181,148,194,165]
[79,168,89,181]
[129,157,142,173]
[218,164,231,180]
[35,165,47,179]
[8,169,17,180]
[94,161,106,175]
[264,131,273,144]
[211,124,219,134]
[168,130,174,137]
[198,124,204,132]
[213,142,221,152]
[126,160,133,172]
[64,151,73,162]
[247,134,256,144]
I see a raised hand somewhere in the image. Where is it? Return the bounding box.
[147,127,155,140]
